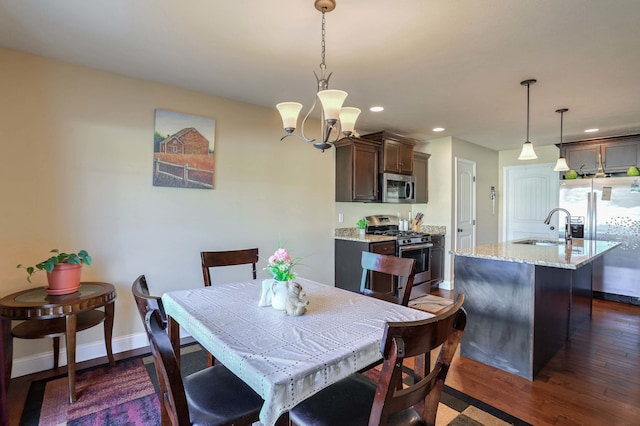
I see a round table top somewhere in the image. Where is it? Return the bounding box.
[0,282,116,320]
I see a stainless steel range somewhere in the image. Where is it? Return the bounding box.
[365,215,433,298]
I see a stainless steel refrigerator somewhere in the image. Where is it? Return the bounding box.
[559,176,640,301]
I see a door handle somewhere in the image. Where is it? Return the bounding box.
[457,228,463,232]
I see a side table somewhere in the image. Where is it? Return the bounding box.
[0,282,116,403]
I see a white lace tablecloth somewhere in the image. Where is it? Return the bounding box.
[161,277,433,425]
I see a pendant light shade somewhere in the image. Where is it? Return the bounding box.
[553,157,570,172]
[519,142,538,160]
[553,108,570,172]
[518,79,538,160]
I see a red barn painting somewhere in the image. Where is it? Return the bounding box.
[153,109,215,189]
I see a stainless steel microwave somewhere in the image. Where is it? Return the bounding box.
[381,172,416,203]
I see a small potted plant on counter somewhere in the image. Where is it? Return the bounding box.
[356,218,367,236]
[17,249,92,295]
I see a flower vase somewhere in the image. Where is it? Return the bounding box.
[271,280,289,310]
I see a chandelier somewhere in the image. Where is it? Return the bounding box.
[518,79,538,160]
[276,0,360,152]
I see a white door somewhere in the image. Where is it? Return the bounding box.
[455,158,476,250]
[504,163,559,241]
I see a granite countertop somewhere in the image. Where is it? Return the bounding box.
[334,225,446,243]
[452,238,620,269]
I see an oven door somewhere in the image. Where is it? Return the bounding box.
[398,243,432,297]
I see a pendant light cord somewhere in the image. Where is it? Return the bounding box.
[526,82,530,141]
[560,110,563,149]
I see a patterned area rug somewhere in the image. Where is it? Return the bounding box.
[21,345,531,426]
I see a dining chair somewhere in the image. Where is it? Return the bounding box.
[360,251,416,306]
[131,276,263,426]
[200,248,259,367]
[289,294,466,426]
[200,248,259,287]
[131,274,167,329]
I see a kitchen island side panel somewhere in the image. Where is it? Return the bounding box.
[454,256,535,379]
[532,266,571,377]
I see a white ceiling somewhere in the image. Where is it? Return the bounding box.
[2,0,640,151]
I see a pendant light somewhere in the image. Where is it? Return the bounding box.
[553,108,570,172]
[518,79,538,160]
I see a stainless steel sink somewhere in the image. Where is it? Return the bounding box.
[513,239,563,246]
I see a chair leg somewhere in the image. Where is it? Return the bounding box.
[53,337,60,369]
[207,352,215,368]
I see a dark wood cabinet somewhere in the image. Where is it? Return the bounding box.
[361,131,416,175]
[559,134,640,175]
[369,241,396,293]
[334,239,397,295]
[427,235,444,286]
[413,152,431,203]
[564,144,599,174]
[335,137,380,202]
[601,140,639,171]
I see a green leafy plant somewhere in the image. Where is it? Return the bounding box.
[17,249,92,283]
[356,218,368,230]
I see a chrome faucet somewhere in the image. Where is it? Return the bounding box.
[544,208,572,244]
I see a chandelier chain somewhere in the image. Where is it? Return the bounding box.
[320,9,326,68]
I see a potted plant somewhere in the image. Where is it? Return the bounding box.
[17,249,92,295]
[356,218,367,236]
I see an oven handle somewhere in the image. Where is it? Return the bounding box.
[398,243,433,252]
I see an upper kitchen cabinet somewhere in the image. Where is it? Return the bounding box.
[362,131,416,175]
[559,134,640,175]
[413,152,431,203]
[335,137,380,202]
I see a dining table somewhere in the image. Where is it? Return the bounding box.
[161,277,433,426]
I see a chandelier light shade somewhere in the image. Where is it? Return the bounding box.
[317,89,348,121]
[553,108,570,172]
[339,107,361,134]
[276,102,303,131]
[275,0,359,152]
[518,79,538,160]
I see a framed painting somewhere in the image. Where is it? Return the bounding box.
[153,109,215,189]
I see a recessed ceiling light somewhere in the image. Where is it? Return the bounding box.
[432,127,445,132]
[369,106,384,112]
[584,128,599,133]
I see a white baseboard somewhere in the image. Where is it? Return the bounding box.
[438,280,452,291]
[11,332,149,378]
[12,326,195,379]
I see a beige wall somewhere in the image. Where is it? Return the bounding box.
[1,48,337,374]
[451,137,500,246]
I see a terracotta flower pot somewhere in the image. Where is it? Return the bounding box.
[46,263,82,295]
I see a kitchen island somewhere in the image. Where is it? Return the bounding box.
[453,238,619,380]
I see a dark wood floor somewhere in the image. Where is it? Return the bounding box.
[5,293,640,426]
[436,289,640,425]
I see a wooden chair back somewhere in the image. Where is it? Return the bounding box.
[131,276,189,425]
[201,248,259,287]
[144,307,191,425]
[370,294,466,426]
[131,274,167,329]
[360,251,416,306]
